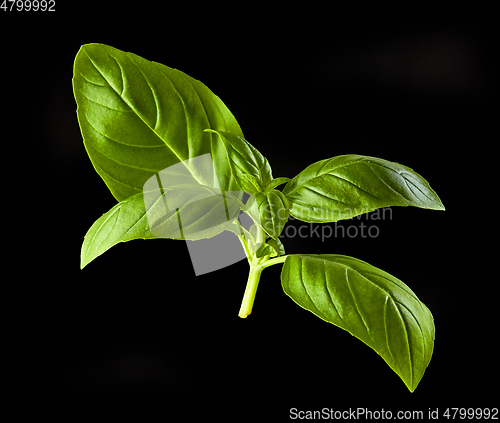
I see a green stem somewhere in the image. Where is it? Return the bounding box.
[261,255,287,269]
[238,264,264,318]
[237,255,289,318]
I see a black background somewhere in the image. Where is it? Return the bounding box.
[2,5,497,420]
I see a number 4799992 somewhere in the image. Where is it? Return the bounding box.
[1,0,55,11]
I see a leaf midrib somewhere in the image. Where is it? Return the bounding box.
[287,158,392,198]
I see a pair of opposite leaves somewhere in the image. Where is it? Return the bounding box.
[74,43,445,392]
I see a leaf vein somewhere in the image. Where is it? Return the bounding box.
[322,259,345,323]
[402,173,440,206]
[85,206,120,260]
[322,172,383,200]
[299,258,322,317]
[95,164,141,193]
[120,209,148,239]
[361,162,416,202]
[345,268,373,342]
[109,53,125,96]
[393,299,413,387]
[129,58,159,131]
[360,270,419,303]
[301,185,351,206]
[80,92,129,113]
[383,296,397,366]
[84,48,204,185]
[396,301,425,370]
[79,72,107,87]
[156,68,191,162]
[83,113,164,172]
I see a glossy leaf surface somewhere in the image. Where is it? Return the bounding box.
[265,177,291,191]
[250,190,290,239]
[283,155,444,223]
[73,43,242,201]
[205,129,273,193]
[281,254,435,392]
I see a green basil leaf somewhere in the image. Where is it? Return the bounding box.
[253,190,290,239]
[265,177,291,191]
[281,254,435,392]
[267,237,285,256]
[81,193,156,268]
[241,174,263,193]
[282,154,445,223]
[205,129,273,193]
[255,237,285,258]
[82,185,243,268]
[255,242,275,258]
[73,43,242,201]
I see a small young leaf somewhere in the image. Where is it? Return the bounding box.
[205,129,273,193]
[267,237,285,256]
[255,237,285,258]
[281,254,435,392]
[255,242,275,258]
[265,177,291,191]
[253,190,290,239]
[241,174,263,193]
[282,154,445,223]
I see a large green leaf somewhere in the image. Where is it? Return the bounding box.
[281,254,435,392]
[81,184,244,268]
[282,155,445,223]
[73,43,242,201]
[205,129,273,193]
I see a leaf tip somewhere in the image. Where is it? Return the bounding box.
[80,252,90,270]
[406,381,418,393]
[430,193,445,211]
[433,202,446,212]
